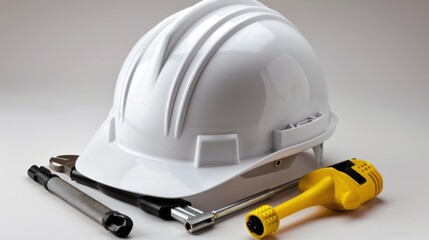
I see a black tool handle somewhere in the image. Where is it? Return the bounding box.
[50,155,192,221]
[70,168,190,220]
[28,165,133,238]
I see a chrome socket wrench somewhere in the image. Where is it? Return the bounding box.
[28,165,133,238]
[170,179,299,233]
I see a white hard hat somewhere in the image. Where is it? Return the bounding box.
[76,0,337,199]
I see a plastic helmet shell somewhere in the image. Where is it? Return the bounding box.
[76,0,337,198]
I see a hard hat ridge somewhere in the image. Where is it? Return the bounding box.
[76,0,338,199]
[115,0,293,138]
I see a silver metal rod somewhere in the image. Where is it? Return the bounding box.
[28,165,133,238]
[213,178,300,220]
[47,177,111,224]
[180,178,300,233]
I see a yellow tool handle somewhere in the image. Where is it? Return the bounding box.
[275,176,334,218]
[246,177,335,238]
[246,159,383,239]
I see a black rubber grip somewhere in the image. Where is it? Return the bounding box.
[69,168,191,220]
[137,196,191,220]
[28,165,58,190]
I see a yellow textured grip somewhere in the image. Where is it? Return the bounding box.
[246,205,279,239]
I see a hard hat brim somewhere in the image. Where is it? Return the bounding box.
[75,113,337,198]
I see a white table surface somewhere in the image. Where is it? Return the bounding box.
[1,0,428,239]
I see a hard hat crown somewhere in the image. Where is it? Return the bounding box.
[111,0,330,165]
[76,0,337,198]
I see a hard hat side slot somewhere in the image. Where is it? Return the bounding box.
[273,113,328,151]
[194,134,240,168]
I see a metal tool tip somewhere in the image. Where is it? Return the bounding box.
[103,211,133,238]
[246,216,264,236]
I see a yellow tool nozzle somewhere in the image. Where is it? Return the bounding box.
[245,159,383,239]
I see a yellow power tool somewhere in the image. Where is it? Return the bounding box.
[245,159,383,239]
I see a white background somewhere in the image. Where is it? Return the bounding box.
[1,0,428,239]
